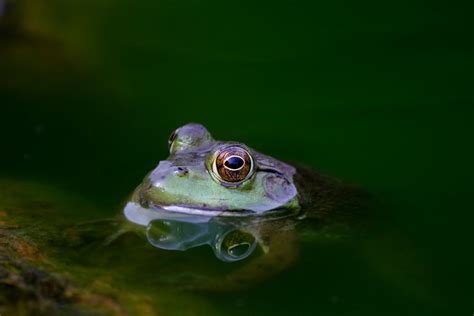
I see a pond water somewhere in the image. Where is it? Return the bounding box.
[1,1,472,315]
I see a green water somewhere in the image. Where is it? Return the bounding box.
[1,0,472,315]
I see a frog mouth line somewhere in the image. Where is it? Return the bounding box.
[150,202,258,217]
[148,202,295,219]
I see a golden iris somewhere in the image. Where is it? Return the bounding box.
[211,146,254,184]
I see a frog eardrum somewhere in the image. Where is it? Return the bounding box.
[210,146,254,185]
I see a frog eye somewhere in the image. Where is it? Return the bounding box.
[211,146,254,184]
[167,124,214,154]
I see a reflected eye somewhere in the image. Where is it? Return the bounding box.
[214,229,257,262]
[212,146,254,184]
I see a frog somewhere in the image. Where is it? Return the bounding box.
[122,123,369,266]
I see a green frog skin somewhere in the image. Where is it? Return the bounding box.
[126,123,300,219]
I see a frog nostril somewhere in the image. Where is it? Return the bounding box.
[174,167,189,177]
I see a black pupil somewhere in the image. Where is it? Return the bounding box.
[224,156,244,170]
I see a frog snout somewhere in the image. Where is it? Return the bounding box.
[149,161,189,186]
[148,166,189,191]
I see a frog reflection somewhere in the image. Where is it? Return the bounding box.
[123,198,300,290]
[125,201,266,262]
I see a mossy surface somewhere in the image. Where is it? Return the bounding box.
[0,179,224,315]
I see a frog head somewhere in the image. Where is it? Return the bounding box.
[127,123,300,219]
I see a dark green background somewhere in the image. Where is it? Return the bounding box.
[1,0,472,315]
